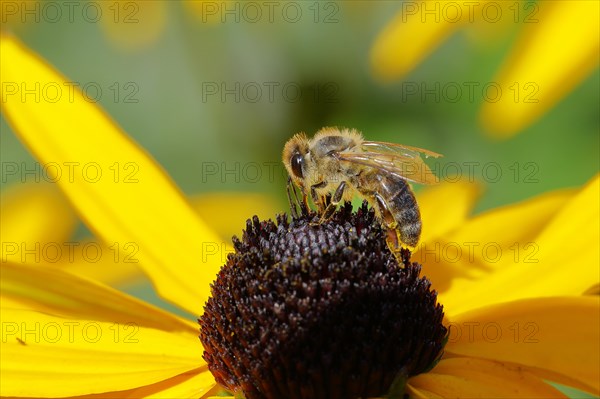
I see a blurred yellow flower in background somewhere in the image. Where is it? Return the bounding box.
[97,0,167,51]
[0,184,76,262]
[370,0,600,138]
[1,34,598,398]
[0,0,167,50]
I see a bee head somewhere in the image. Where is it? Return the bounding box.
[283,132,310,185]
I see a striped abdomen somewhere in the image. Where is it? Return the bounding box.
[378,175,421,247]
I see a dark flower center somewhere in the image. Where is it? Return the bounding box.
[199,202,446,399]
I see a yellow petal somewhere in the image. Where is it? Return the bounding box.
[54,240,145,287]
[0,308,204,397]
[440,175,599,315]
[406,384,443,399]
[584,283,600,295]
[416,180,482,245]
[56,192,282,287]
[0,34,224,315]
[462,2,520,47]
[1,262,196,332]
[370,1,493,81]
[441,188,574,251]
[29,370,219,399]
[417,185,573,296]
[445,296,600,395]
[411,180,481,293]
[131,371,217,399]
[86,369,218,399]
[480,0,600,137]
[191,192,283,243]
[1,184,77,264]
[98,1,167,50]
[409,357,567,398]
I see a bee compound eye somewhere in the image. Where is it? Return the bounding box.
[290,153,304,178]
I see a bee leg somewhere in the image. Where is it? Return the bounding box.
[287,177,309,218]
[296,185,309,216]
[373,192,404,265]
[318,181,346,223]
[286,176,300,219]
[310,181,328,213]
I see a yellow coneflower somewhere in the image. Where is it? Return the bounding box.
[1,33,598,398]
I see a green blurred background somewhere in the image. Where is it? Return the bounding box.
[1,0,598,215]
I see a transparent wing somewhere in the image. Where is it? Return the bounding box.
[337,141,442,185]
[362,141,442,159]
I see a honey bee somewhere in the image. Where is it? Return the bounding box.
[282,127,441,254]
